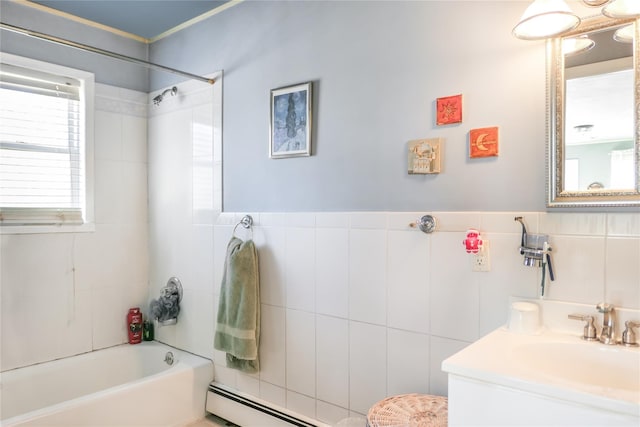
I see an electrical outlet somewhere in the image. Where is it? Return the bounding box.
[472,245,490,272]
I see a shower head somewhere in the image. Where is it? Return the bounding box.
[153,86,178,106]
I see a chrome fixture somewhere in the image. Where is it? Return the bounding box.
[622,320,640,346]
[153,86,178,106]
[596,302,617,345]
[0,23,216,85]
[409,214,437,234]
[232,214,254,240]
[513,0,640,40]
[237,214,253,230]
[515,217,555,296]
[164,351,175,366]
[568,314,598,340]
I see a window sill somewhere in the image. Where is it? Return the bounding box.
[0,222,96,235]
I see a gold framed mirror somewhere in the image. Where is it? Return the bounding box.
[547,16,640,207]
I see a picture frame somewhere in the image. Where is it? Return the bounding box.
[270,82,312,158]
[436,94,462,126]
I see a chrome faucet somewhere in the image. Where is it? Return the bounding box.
[596,302,617,345]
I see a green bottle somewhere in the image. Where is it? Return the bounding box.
[143,319,154,341]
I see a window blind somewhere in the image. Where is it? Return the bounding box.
[0,63,85,225]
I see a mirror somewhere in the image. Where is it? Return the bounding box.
[547,16,640,207]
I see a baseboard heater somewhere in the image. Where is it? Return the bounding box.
[206,382,328,427]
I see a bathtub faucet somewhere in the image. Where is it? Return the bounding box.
[596,302,616,345]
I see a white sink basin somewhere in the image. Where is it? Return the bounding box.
[513,340,640,392]
[442,327,640,417]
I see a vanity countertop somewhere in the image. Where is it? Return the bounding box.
[442,327,640,418]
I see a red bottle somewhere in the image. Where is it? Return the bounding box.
[127,307,143,344]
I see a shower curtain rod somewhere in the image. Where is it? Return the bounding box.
[0,22,215,85]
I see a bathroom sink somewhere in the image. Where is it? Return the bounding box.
[512,340,640,392]
[442,327,640,417]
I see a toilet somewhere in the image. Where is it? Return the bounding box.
[366,394,448,427]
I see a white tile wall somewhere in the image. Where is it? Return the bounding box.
[286,309,316,397]
[387,230,430,333]
[259,304,286,387]
[349,229,387,325]
[605,237,640,309]
[429,336,470,396]
[316,315,349,407]
[315,227,349,318]
[349,321,387,414]
[286,390,316,420]
[148,74,221,358]
[429,232,480,342]
[546,236,606,303]
[260,381,286,407]
[316,400,350,426]
[387,328,430,396]
[206,210,640,420]
[285,228,316,312]
[1,84,149,371]
[253,223,287,307]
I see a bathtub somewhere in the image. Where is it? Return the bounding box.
[1,342,213,427]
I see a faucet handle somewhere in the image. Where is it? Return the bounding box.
[622,320,640,347]
[568,314,598,341]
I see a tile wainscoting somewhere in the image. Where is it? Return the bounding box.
[206,211,639,424]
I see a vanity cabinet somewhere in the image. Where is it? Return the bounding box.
[447,375,638,426]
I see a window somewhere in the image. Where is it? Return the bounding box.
[610,147,635,190]
[0,54,94,229]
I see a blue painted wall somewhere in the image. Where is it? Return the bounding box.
[150,1,548,212]
[3,0,550,212]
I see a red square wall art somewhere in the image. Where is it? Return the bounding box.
[436,94,462,125]
[470,126,499,158]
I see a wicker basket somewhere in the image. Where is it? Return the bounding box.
[366,393,448,427]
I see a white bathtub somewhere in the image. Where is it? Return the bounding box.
[1,342,213,427]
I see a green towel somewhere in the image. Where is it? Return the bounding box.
[214,237,260,373]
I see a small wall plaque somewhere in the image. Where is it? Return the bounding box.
[408,138,442,174]
[436,94,462,125]
[470,126,499,158]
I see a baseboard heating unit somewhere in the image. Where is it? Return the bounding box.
[206,382,330,427]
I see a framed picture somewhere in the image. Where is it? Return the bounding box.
[270,82,312,158]
[436,94,462,126]
[470,126,499,158]
[408,138,443,174]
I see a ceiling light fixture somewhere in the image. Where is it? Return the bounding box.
[582,0,608,6]
[562,35,596,55]
[603,0,640,18]
[513,0,640,41]
[613,23,635,42]
[512,0,580,40]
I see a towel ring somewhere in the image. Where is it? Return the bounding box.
[232,215,253,239]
